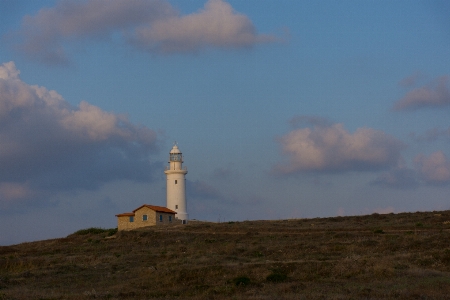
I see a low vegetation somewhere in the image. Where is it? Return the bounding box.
[2,210,450,299]
[71,227,118,237]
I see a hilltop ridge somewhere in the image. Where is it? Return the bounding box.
[1,210,450,299]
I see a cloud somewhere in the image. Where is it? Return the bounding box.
[336,207,345,217]
[414,151,450,185]
[398,71,423,88]
[0,61,159,207]
[393,75,450,111]
[374,151,450,188]
[10,0,277,64]
[0,182,33,202]
[273,121,404,174]
[131,0,276,54]
[409,127,450,143]
[372,167,419,189]
[11,0,174,65]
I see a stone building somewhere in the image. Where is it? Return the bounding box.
[115,204,177,231]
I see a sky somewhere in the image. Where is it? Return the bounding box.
[0,0,450,245]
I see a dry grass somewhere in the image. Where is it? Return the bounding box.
[2,211,450,299]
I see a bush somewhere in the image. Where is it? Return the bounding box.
[233,276,250,286]
[394,263,409,270]
[441,249,450,265]
[373,229,384,234]
[253,251,264,257]
[106,228,118,236]
[72,227,117,236]
[266,272,287,283]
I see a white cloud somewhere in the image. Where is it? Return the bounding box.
[61,101,125,141]
[11,0,277,64]
[274,122,404,174]
[414,151,450,185]
[0,61,159,208]
[14,0,175,64]
[132,0,276,54]
[394,75,450,111]
[0,61,20,79]
[373,151,450,188]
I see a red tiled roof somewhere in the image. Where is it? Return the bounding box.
[133,204,176,214]
[116,204,177,217]
[115,212,135,217]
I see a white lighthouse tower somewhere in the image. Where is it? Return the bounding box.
[164,144,188,223]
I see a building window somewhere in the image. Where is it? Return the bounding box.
[143,214,148,221]
[175,205,178,209]
[159,214,163,222]
[169,216,172,222]
[129,216,134,222]
[175,180,177,184]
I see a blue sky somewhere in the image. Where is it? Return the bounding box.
[1,0,450,245]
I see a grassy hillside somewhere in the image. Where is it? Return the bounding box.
[2,211,450,299]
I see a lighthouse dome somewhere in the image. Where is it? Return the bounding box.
[170,145,181,154]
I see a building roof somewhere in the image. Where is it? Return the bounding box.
[133,204,177,214]
[115,212,135,217]
[115,204,176,217]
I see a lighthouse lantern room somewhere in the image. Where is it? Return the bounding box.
[164,144,188,223]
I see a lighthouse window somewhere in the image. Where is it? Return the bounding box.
[175,205,178,209]
[143,214,148,221]
[159,214,163,222]
[175,180,177,184]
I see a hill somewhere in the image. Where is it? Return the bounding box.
[1,211,450,299]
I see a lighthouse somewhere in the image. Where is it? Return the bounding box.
[164,144,188,223]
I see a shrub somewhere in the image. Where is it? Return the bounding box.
[233,276,250,286]
[441,249,450,265]
[72,227,117,236]
[106,228,118,236]
[253,251,264,257]
[266,272,287,283]
[373,229,384,234]
[394,263,409,270]
[361,240,378,247]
